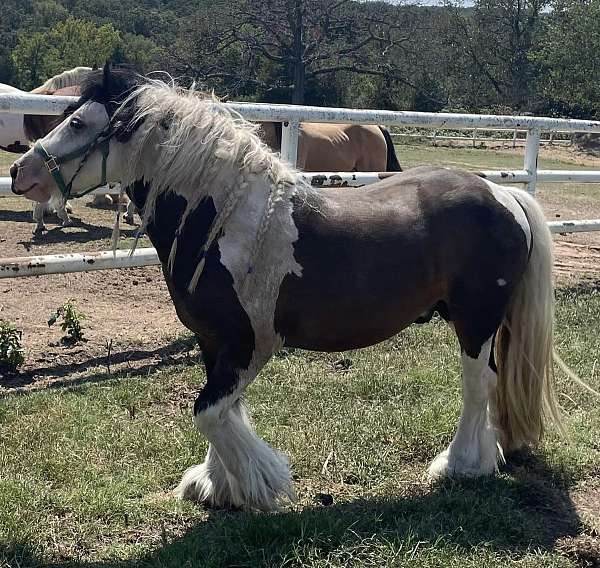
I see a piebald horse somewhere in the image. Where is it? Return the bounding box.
[10,66,562,512]
[259,121,402,172]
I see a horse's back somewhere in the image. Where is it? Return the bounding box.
[298,123,387,171]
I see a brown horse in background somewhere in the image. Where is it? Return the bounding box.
[259,122,402,172]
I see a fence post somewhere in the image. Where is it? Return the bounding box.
[524,127,541,195]
[280,120,300,166]
[512,129,517,149]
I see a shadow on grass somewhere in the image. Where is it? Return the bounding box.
[0,334,200,393]
[0,453,590,568]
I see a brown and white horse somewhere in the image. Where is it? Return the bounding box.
[259,121,402,172]
[10,66,562,512]
[0,67,94,153]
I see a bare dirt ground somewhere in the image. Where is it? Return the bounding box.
[1,145,600,390]
[0,198,190,388]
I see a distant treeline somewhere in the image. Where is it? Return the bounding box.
[2,0,599,118]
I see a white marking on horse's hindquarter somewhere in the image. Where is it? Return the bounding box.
[497,278,507,286]
[483,180,532,250]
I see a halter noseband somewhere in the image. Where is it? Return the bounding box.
[34,126,113,199]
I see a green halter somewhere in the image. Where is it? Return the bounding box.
[34,128,112,199]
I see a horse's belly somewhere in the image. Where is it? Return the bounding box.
[275,275,440,352]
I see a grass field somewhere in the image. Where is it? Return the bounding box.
[1,286,599,567]
[1,143,600,567]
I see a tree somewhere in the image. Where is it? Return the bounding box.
[445,0,549,110]
[12,17,121,89]
[169,0,445,106]
[533,0,600,118]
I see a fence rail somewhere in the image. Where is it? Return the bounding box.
[2,215,599,279]
[392,127,574,148]
[2,92,600,278]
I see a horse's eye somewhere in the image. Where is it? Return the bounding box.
[70,117,85,130]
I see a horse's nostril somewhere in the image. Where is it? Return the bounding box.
[9,163,18,180]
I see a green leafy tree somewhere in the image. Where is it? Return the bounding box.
[12,17,121,89]
[445,0,549,110]
[533,0,600,117]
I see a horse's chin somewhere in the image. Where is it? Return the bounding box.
[21,184,54,203]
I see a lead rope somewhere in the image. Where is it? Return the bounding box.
[110,184,126,254]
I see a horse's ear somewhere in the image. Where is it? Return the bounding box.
[102,61,112,91]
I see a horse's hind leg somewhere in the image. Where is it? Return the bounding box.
[175,349,294,511]
[428,318,502,479]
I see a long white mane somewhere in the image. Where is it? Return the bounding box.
[31,67,94,93]
[119,79,303,289]
[122,81,297,226]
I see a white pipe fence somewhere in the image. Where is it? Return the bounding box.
[1,92,600,278]
[392,128,573,148]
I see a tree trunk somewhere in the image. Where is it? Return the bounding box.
[290,0,305,104]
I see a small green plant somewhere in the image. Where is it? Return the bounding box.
[48,299,87,343]
[0,320,25,371]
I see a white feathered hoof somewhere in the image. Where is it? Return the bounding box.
[427,440,498,481]
[175,448,295,512]
[175,461,235,509]
[230,447,296,512]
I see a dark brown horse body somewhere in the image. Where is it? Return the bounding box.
[139,167,526,360]
[10,67,561,513]
[23,85,81,141]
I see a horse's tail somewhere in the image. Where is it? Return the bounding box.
[493,187,562,452]
[378,126,402,172]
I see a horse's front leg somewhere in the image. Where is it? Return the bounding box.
[175,348,294,511]
[123,200,136,225]
[32,202,46,235]
[55,200,72,227]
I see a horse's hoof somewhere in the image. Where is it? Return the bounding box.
[123,214,135,226]
[427,445,497,480]
[427,449,452,480]
[175,463,233,508]
[33,226,46,236]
